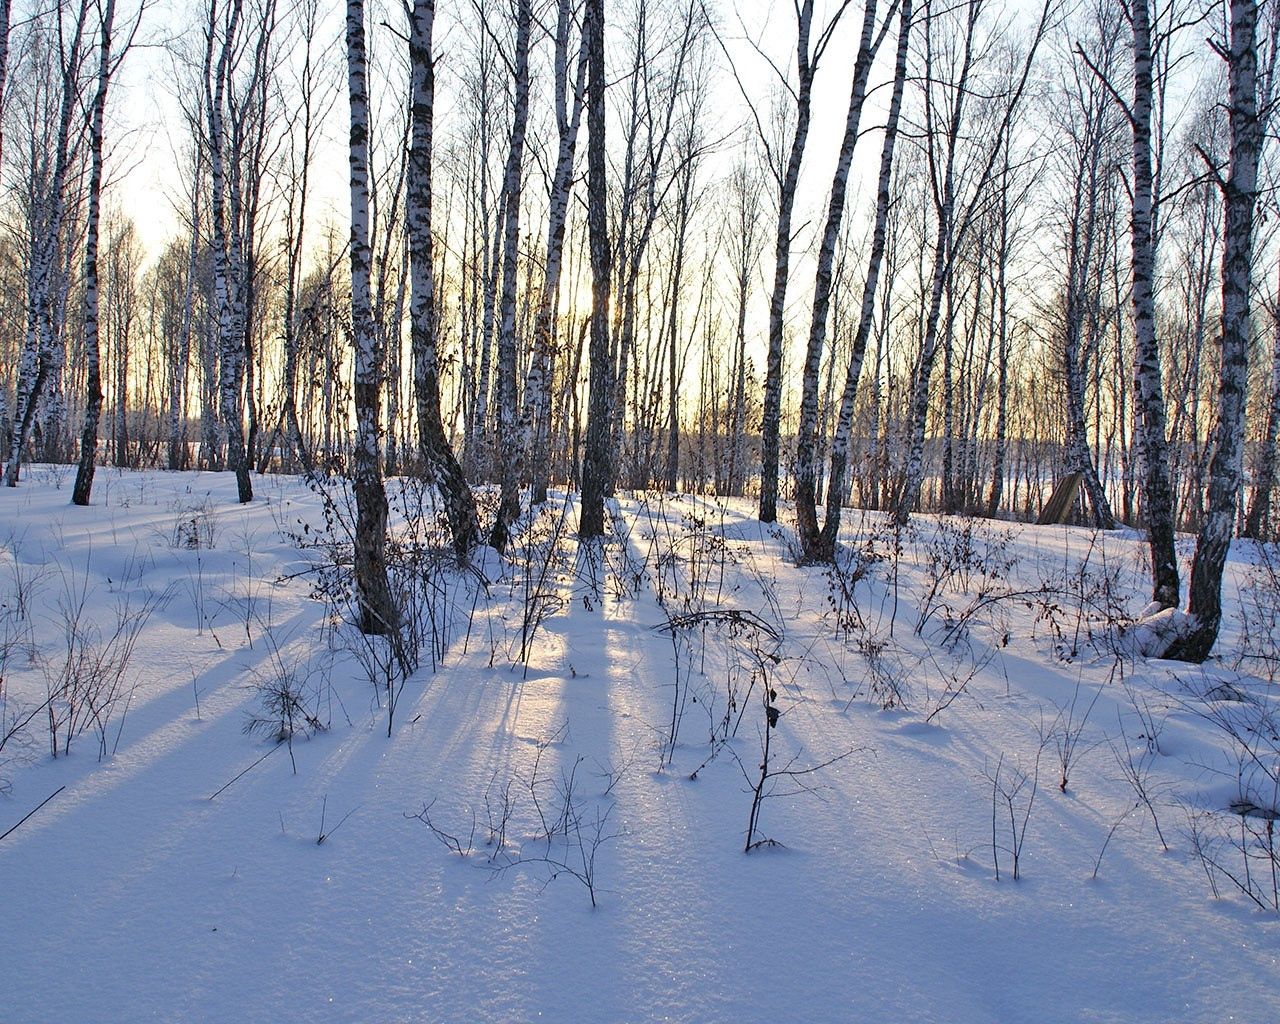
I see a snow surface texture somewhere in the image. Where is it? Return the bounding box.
[1,465,1278,1023]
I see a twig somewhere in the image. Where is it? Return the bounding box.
[0,785,66,842]
[208,742,282,800]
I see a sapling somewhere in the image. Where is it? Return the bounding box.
[983,744,1044,881]
[1108,722,1169,851]
[1049,676,1104,792]
[315,795,357,845]
[736,644,855,851]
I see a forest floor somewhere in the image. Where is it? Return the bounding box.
[1,465,1279,1023]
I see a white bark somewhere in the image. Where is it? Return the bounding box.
[895,0,1049,524]
[408,0,479,555]
[816,0,911,557]
[794,0,896,557]
[73,0,118,505]
[4,0,89,487]
[579,0,612,538]
[1169,0,1260,661]
[759,0,822,523]
[204,0,252,502]
[522,0,588,505]
[489,0,533,551]
[347,0,395,634]
[1128,0,1179,607]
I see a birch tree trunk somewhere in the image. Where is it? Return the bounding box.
[1060,41,1117,529]
[816,0,911,559]
[3,0,88,488]
[0,0,11,169]
[1166,0,1259,661]
[205,0,252,503]
[663,136,699,493]
[408,0,479,557]
[489,0,532,552]
[759,0,822,524]
[1244,273,1280,539]
[894,0,1048,525]
[893,0,978,524]
[794,0,894,558]
[522,0,587,505]
[272,0,322,477]
[985,141,1011,518]
[346,0,396,635]
[1128,0,1179,607]
[171,166,201,471]
[579,0,613,539]
[72,0,117,506]
[724,163,762,498]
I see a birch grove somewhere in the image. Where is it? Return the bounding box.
[0,0,1278,661]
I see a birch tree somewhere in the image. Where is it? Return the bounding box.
[1167,0,1261,660]
[578,0,612,538]
[521,0,587,505]
[606,0,704,491]
[203,0,252,502]
[266,0,328,476]
[721,158,764,498]
[72,0,125,505]
[408,0,480,556]
[894,0,1050,524]
[0,0,12,170]
[346,0,396,634]
[1128,0,1179,607]
[793,0,899,559]
[1078,0,1181,604]
[490,0,533,552]
[811,0,911,559]
[1246,278,1280,538]
[1054,6,1123,529]
[756,0,852,523]
[3,0,90,487]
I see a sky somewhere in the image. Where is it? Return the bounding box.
[106,0,919,263]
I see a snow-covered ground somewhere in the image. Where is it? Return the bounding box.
[1,465,1278,1023]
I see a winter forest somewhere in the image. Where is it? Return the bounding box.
[2,0,1280,1018]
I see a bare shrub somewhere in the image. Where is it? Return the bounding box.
[410,722,621,907]
[43,563,171,759]
[168,496,218,550]
[1178,673,1280,910]
[1235,540,1280,683]
[243,632,332,772]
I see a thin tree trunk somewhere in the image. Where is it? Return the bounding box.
[1244,278,1280,538]
[760,0,822,524]
[794,0,893,558]
[490,0,533,551]
[1167,0,1259,661]
[206,0,252,503]
[579,0,612,539]
[72,0,118,506]
[346,0,396,634]
[818,0,910,558]
[408,0,479,556]
[1129,0,1178,607]
[4,0,88,488]
[522,2,587,505]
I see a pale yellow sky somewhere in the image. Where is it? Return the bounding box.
[112,0,907,259]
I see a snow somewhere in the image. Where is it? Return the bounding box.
[1,466,1278,1023]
